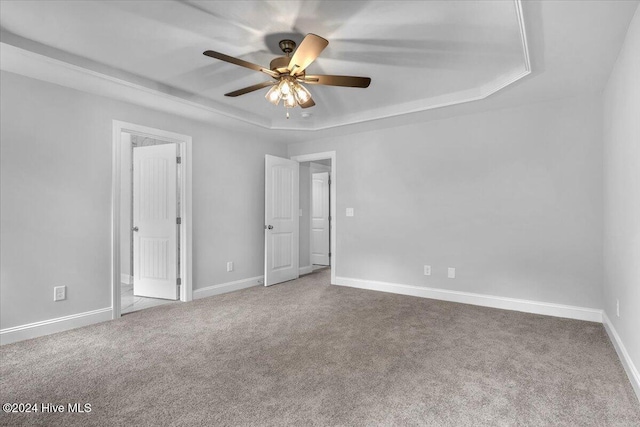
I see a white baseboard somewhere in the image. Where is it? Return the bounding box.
[120,274,132,285]
[0,307,112,346]
[193,275,263,300]
[335,277,603,323]
[299,265,313,275]
[602,312,640,402]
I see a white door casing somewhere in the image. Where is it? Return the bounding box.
[133,143,178,300]
[264,155,299,286]
[289,151,336,286]
[311,172,330,265]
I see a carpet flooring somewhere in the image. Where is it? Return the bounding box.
[1,268,639,426]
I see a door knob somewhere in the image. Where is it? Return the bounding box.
[132,226,139,232]
[267,225,273,230]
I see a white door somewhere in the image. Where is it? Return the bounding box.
[133,143,179,300]
[311,172,330,265]
[264,155,299,286]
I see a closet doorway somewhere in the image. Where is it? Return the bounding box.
[291,152,336,284]
[111,121,192,318]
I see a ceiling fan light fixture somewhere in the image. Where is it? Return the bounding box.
[265,76,313,115]
[279,79,292,96]
[283,93,297,108]
[293,82,311,104]
[265,84,282,105]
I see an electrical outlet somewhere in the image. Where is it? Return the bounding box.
[54,286,66,301]
[423,265,431,276]
[226,261,234,272]
[447,268,456,279]
[616,299,619,317]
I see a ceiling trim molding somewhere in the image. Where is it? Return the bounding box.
[0,0,530,132]
[271,0,532,131]
[272,69,532,132]
[0,42,271,130]
[515,0,532,73]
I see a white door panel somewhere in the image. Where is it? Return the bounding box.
[311,172,330,265]
[265,155,299,286]
[133,143,178,300]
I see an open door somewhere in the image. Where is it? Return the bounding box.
[265,155,299,286]
[311,171,330,265]
[133,143,179,300]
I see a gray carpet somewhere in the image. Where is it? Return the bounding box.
[1,268,639,426]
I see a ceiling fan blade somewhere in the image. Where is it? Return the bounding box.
[224,81,276,97]
[287,34,329,75]
[302,75,371,88]
[300,97,316,109]
[203,50,279,78]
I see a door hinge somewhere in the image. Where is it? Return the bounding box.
[177,156,182,164]
[328,179,331,185]
[329,252,332,257]
[177,278,181,286]
[328,216,332,221]
[177,217,182,225]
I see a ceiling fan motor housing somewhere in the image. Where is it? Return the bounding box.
[271,39,297,73]
[278,39,296,54]
[270,56,291,73]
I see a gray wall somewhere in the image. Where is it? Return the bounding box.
[289,95,604,309]
[0,70,286,329]
[603,7,640,377]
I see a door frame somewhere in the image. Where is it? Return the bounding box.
[290,151,336,285]
[111,120,193,319]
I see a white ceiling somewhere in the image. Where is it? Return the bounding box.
[0,0,530,130]
[0,0,637,138]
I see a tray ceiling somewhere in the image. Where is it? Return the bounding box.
[0,0,530,130]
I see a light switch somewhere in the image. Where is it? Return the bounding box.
[299,209,303,217]
[346,208,354,217]
[448,267,456,279]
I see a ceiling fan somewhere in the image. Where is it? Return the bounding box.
[203,34,371,118]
